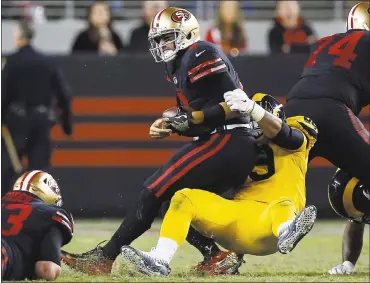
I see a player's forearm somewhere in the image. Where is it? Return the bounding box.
[342,220,365,265]
[256,111,282,139]
[191,102,238,126]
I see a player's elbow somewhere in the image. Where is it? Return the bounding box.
[35,261,61,281]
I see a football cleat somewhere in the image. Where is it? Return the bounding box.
[193,251,244,276]
[61,243,114,275]
[277,205,317,254]
[121,246,171,276]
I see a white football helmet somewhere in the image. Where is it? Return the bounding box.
[148,7,200,62]
[347,2,370,30]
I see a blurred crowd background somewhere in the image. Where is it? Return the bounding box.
[2,0,360,55]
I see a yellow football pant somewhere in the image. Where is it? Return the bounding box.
[160,189,298,255]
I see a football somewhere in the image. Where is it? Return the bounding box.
[162,107,179,129]
[162,106,214,137]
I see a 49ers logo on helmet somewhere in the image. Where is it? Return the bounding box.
[171,9,191,23]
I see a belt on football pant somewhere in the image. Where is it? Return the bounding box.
[193,123,252,141]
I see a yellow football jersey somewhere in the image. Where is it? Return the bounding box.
[234,116,318,212]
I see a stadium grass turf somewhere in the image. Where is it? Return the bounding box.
[57,220,369,282]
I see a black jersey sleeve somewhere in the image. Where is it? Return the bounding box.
[271,122,305,150]
[51,208,74,245]
[36,225,63,266]
[187,45,228,84]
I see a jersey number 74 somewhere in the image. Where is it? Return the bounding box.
[305,32,365,70]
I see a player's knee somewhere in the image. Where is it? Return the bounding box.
[170,189,195,212]
[35,261,61,281]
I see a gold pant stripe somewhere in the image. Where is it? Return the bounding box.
[343,177,363,218]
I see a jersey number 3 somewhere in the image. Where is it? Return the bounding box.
[305,32,365,69]
[2,204,33,236]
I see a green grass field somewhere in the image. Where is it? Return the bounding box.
[57,219,369,282]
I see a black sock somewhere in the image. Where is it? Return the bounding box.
[103,188,163,259]
[186,226,221,260]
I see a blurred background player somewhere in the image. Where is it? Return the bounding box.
[61,7,260,275]
[205,0,248,56]
[283,1,370,276]
[268,0,316,54]
[127,1,168,53]
[1,170,74,281]
[71,0,124,55]
[120,91,318,276]
[327,169,369,275]
[1,20,73,197]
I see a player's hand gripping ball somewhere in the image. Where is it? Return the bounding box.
[162,106,214,137]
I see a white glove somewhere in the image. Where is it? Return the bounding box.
[328,261,355,275]
[224,89,254,114]
[224,89,266,122]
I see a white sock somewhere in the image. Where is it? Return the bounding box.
[151,237,178,263]
[277,220,293,236]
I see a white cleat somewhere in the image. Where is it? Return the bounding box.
[121,246,171,276]
[277,205,317,254]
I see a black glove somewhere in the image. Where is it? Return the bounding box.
[165,112,192,134]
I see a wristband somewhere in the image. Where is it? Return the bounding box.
[201,104,226,126]
[249,102,265,122]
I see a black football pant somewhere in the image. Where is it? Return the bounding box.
[1,111,52,197]
[284,97,370,188]
[103,129,259,259]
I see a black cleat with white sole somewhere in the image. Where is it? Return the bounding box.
[121,246,171,276]
[277,205,317,254]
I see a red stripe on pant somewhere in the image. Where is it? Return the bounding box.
[1,247,8,272]
[347,108,370,144]
[147,134,220,191]
[154,134,231,197]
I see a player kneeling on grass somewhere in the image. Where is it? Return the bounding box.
[1,170,74,281]
[327,169,369,275]
[120,90,318,276]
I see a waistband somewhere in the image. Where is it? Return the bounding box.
[193,123,252,141]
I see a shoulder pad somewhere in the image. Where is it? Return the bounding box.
[286,116,318,149]
[51,207,74,245]
[186,42,227,84]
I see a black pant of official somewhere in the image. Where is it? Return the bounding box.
[285,97,370,188]
[1,111,52,196]
[103,129,259,259]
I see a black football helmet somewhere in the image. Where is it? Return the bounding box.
[328,169,370,224]
[251,93,286,137]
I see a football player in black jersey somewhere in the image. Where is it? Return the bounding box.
[283,1,370,276]
[1,170,74,281]
[61,7,259,275]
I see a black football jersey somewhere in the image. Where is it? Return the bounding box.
[294,29,370,112]
[1,191,73,280]
[164,41,249,126]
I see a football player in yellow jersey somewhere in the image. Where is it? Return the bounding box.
[120,89,318,276]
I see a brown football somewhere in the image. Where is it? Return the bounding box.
[162,106,214,137]
[162,106,179,118]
